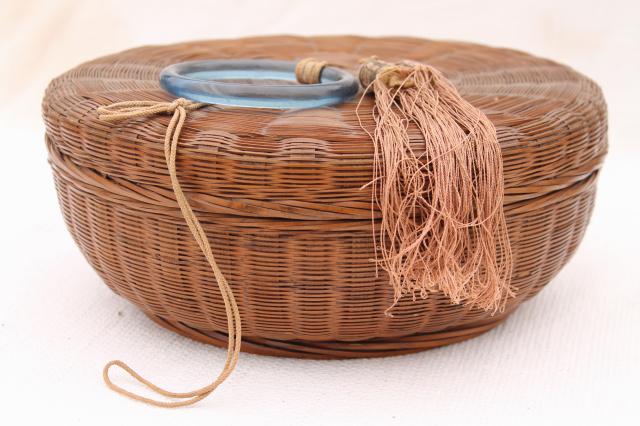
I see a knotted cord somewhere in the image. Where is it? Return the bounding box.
[98,98,242,408]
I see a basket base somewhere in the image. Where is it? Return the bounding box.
[146,313,508,359]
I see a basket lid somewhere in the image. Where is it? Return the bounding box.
[43,36,607,220]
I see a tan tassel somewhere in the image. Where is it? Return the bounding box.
[357,57,514,314]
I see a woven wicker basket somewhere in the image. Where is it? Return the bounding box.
[43,36,607,358]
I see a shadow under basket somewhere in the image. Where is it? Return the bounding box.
[43,36,607,359]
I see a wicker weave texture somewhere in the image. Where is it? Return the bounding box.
[43,36,607,357]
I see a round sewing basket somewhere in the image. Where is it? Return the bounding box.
[43,36,607,358]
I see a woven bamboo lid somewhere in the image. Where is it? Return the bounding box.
[43,35,607,221]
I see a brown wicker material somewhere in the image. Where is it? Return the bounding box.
[43,36,607,358]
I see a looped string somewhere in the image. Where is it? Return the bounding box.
[295,58,327,84]
[97,98,242,408]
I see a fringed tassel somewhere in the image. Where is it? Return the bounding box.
[358,58,514,314]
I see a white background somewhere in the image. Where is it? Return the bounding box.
[1,0,638,424]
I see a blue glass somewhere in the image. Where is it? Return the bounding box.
[160,59,359,109]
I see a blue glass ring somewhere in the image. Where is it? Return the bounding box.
[159,59,359,109]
